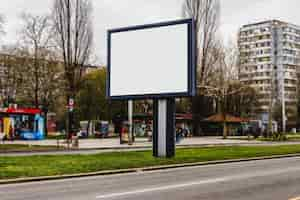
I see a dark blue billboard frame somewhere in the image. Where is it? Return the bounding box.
[107,18,196,100]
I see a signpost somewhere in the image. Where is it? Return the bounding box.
[68,98,74,146]
[107,19,196,157]
[68,98,74,112]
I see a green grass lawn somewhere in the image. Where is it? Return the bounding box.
[1,145,300,180]
[287,134,300,140]
[0,144,63,152]
[257,134,300,142]
[227,134,300,142]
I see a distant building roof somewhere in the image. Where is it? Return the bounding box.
[203,113,249,123]
[241,19,300,29]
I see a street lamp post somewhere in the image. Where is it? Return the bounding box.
[281,72,286,133]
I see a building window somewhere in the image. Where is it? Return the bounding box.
[265,49,271,54]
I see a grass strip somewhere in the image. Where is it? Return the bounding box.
[1,145,300,180]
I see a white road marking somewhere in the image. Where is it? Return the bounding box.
[96,166,300,199]
[96,177,227,199]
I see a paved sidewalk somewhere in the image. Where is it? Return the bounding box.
[2,137,300,156]
[2,137,260,149]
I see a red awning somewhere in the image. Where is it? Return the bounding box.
[176,113,193,120]
[5,108,42,115]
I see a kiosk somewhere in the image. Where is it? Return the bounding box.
[0,108,45,140]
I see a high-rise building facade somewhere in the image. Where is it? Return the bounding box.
[238,20,300,126]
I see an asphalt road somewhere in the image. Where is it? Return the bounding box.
[1,157,300,200]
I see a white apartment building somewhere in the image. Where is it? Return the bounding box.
[238,20,300,126]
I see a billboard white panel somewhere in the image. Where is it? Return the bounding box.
[107,19,195,99]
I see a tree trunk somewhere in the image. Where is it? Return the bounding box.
[86,119,91,137]
[223,120,228,139]
[192,96,200,136]
[68,109,73,139]
[34,46,39,108]
[44,110,48,137]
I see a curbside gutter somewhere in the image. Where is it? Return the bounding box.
[1,153,300,185]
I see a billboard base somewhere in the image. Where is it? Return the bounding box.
[153,99,175,158]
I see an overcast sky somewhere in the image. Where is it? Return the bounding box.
[0,0,300,65]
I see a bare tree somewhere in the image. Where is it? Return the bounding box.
[52,0,93,137]
[39,50,65,135]
[0,14,5,40]
[17,13,65,135]
[183,0,220,86]
[0,43,64,136]
[182,0,220,135]
[0,14,6,103]
[227,82,259,118]
[19,13,53,108]
[200,43,256,138]
[0,45,29,106]
[0,15,5,37]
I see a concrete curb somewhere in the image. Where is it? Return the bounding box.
[1,153,300,185]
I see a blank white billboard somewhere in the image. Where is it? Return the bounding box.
[107,19,195,99]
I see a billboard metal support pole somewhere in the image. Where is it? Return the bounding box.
[153,99,175,158]
[128,100,133,144]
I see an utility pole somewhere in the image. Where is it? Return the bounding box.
[281,70,286,133]
[268,25,278,136]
